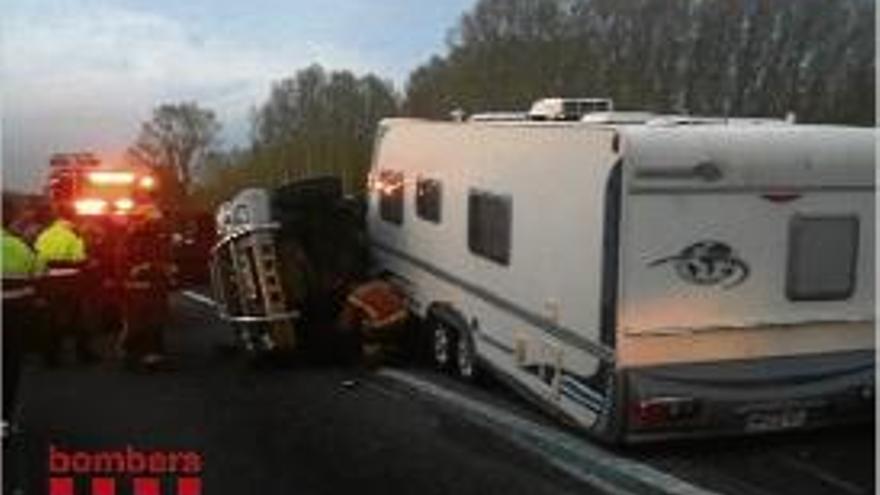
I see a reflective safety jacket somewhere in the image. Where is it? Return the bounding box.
[2,228,41,300]
[35,220,87,271]
[345,280,407,330]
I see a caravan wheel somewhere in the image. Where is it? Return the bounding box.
[455,333,478,381]
[431,320,457,372]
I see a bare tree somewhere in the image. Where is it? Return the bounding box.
[129,102,221,194]
[249,65,398,191]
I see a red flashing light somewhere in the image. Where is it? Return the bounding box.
[114,198,134,211]
[88,171,135,185]
[74,198,108,216]
[139,175,156,190]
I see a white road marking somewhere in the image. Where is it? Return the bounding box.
[181,290,217,308]
[378,368,719,495]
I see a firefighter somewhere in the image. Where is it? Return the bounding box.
[9,200,49,245]
[337,279,408,368]
[2,199,44,430]
[118,214,170,371]
[83,217,124,340]
[34,207,96,365]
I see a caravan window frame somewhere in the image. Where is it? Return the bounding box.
[467,189,512,266]
[378,170,405,225]
[786,215,859,301]
[416,177,443,224]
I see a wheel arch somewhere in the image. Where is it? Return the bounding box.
[426,302,470,337]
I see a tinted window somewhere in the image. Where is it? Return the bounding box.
[787,216,858,301]
[378,170,404,225]
[468,190,512,265]
[416,177,442,223]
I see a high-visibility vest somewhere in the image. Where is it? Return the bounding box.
[346,280,407,330]
[2,228,40,300]
[34,220,86,273]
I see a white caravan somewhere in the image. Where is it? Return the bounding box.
[366,115,875,442]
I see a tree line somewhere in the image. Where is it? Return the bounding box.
[406,0,874,123]
[131,0,875,211]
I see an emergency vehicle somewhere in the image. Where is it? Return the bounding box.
[44,152,171,335]
[46,152,159,218]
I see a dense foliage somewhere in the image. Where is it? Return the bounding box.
[193,66,398,208]
[129,102,221,197]
[163,0,874,209]
[407,0,875,124]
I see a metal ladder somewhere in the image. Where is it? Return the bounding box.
[210,223,299,354]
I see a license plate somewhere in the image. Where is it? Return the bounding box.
[745,409,807,432]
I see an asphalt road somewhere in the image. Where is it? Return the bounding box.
[6,294,876,495]
[8,295,594,495]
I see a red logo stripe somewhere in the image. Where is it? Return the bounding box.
[178,477,202,495]
[50,478,74,495]
[92,478,115,495]
[133,477,160,495]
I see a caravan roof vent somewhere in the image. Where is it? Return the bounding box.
[528,98,614,121]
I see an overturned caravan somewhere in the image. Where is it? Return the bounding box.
[210,177,367,358]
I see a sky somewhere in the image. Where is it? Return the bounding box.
[1,0,475,192]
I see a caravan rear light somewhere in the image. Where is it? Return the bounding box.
[88,171,135,185]
[630,397,699,427]
[74,198,108,216]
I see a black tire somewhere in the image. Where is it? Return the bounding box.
[590,363,624,444]
[454,331,479,382]
[430,318,457,373]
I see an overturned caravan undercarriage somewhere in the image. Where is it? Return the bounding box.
[209,177,368,361]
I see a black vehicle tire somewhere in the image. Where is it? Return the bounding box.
[430,319,457,373]
[592,365,625,444]
[454,331,481,382]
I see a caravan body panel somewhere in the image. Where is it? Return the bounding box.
[616,126,875,364]
[369,120,621,428]
[368,118,875,441]
[615,125,875,440]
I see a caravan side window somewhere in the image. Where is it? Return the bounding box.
[468,190,512,265]
[416,177,442,223]
[787,215,859,301]
[378,170,404,225]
